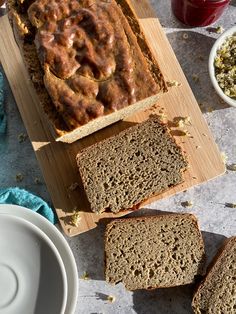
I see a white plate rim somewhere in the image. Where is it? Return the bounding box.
[0,204,78,314]
[0,213,68,314]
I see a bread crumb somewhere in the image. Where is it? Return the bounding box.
[183,130,192,137]
[81,271,90,280]
[15,173,24,182]
[18,133,28,143]
[227,164,236,171]
[221,152,228,164]
[225,203,236,208]
[107,295,116,303]
[181,200,194,208]
[68,182,79,191]
[196,145,201,149]
[173,116,191,128]
[70,212,81,227]
[167,80,181,87]
[158,113,168,124]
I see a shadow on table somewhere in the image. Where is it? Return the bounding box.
[166,30,230,113]
[230,0,236,7]
[75,221,107,281]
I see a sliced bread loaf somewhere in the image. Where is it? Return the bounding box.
[76,117,188,213]
[8,0,167,143]
[192,237,236,314]
[105,213,205,290]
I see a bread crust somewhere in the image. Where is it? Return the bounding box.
[192,236,236,313]
[7,0,167,142]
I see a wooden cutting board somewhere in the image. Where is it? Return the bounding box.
[0,0,225,236]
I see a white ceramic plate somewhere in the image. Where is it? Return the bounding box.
[209,25,236,107]
[0,214,67,314]
[0,205,78,314]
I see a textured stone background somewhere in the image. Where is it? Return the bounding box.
[1,1,236,313]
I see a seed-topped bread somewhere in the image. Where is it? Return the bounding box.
[192,237,236,314]
[105,213,205,291]
[7,0,167,142]
[76,116,188,213]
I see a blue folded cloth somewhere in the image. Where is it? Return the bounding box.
[0,70,7,134]
[0,187,57,224]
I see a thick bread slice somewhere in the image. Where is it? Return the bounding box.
[192,237,236,314]
[76,116,188,213]
[105,213,205,291]
[7,0,167,143]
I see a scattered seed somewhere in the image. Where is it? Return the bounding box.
[15,173,24,182]
[81,271,90,280]
[192,74,200,83]
[18,133,28,143]
[107,295,116,303]
[181,201,194,208]
[206,106,213,112]
[225,203,236,208]
[227,164,236,171]
[34,177,41,184]
[68,182,79,191]
[70,212,81,227]
[221,152,228,164]
[216,26,224,34]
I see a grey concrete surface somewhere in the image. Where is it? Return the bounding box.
[0,1,236,313]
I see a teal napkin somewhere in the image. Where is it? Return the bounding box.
[0,187,57,224]
[0,70,7,134]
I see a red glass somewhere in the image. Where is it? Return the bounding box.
[171,0,230,27]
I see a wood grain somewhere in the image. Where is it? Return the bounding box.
[0,0,225,236]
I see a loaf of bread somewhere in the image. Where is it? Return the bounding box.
[8,0,167,143]
[192,236,236,313]
[105,213,205,290]
[76,116,188,213]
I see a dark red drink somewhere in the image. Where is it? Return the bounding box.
[171,0,230,27]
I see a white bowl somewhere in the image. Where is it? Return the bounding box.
[0,214,67,314]
[0,204,78,314]
[209,25,236,107]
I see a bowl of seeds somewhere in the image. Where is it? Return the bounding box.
[209,25,236,107]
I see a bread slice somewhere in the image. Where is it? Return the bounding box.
[7,0,167,143]
[192,237,236,313]
[76,116,188,213]
[105,213,205,290]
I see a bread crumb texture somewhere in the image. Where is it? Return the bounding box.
[192,237,236,313]
[105,214,205,290]
[77,117,188,213]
